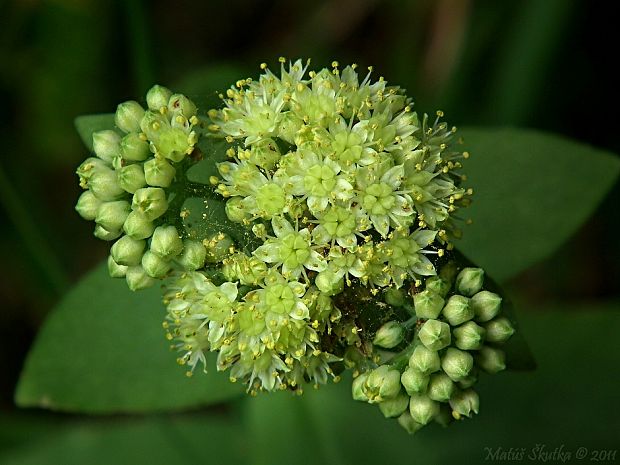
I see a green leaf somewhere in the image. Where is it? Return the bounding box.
[243,302,620,465]
[456,127,620,282]
[15,262,244,414]
[74,114,116,151]
[0,413,246,465]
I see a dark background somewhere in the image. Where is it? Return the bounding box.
[0,0,618,459]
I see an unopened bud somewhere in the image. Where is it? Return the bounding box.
[131,187,168,221]
[94,224,121,241]
[427,372,455,402]
[95,200,130,232]
[449,389,479,419]
[168,94,197,118]
[177,239,207,270]
[471,292,501,324]
[118,164,147,194]
[144,157,176,187]
[453,321,486,350]
[379,392,410,418]
[75,190,102,220]
[92,130,121,162]
[425,276,450,297]
[373,321,404,349]
[88,168,125,201]
[146,85,173,111]
[115,101,145,133]
[455,267,484,297]
[442,295,473,326]
[150,225,183,259]
[484,317,515,343]
[363,365,401,403]
[107,254,127,278]
[142,250,171,278]
[120,133,150,161]
[397,411,424,434]
[384,287,406,307]
[315,269,344,296]
[125,265,155,291]
[414,289,445,319]
[418,319,451,351]
[401,368,429,395]
[476,346,506,373]
[441,348,474,382]
[110,235,146,266]
[408,345,440,374]
[123,211,155,240]
[409,394,439,425]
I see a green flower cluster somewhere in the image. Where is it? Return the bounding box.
[75,85,205,290]
[74,60,513,433]
[352,266,514,434]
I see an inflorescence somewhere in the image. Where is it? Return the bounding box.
[75,58,513,433]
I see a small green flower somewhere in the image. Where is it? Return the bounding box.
[409,394,439,425]
[373,321,404,349]
[401,368,429,395]
[418,319,451,351]
[484,317,515,343]
[455,267,484,297]
[471,290,502,322]
[442,295,473,326]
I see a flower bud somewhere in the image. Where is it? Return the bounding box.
[397,412,424,434]
[88,168,125,201]
[373,321,404,349]
[441,348,474,382]
[471,290,502,322]
[409,394,439,425]
[384,287,406,307]
[142,250,171,278]
[77,157,109,186]
[442,295,473,326]
[75,190,102,220]
[401,368,429,395]
[120,133,150,162]
[453,321,486,350]
[107,254,127,278]
[118,164,147,194]
[123,211,155,240]
[379,392,410,418]
[131,187,168,221]
[455,267,484,297]
[425,276,450,297]
[418,319,451,351]
[168,94,197,118]
[449,389,479,419]
[352,372,369,402]
[225,197,251,223]
[177,239,207,270]
[92,130,121,162]
[110,235,146,266]
[204,233,234,263]
[94,224,122,241]
[457,370,478,389]
[95,200,130,232]
[413,289,445,319]
[144,157,176,187]
[363,365,401,403]
[150,225,183,259]
[484,317,515,343]
[408,345,440,374]
[427,372,455,402]
[315,269,344,296]
[115,101,145,133]
[125,265,155,291]
[146,85,173,110]
[476,346,506,373]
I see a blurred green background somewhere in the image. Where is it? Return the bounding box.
[1,0,619,463]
